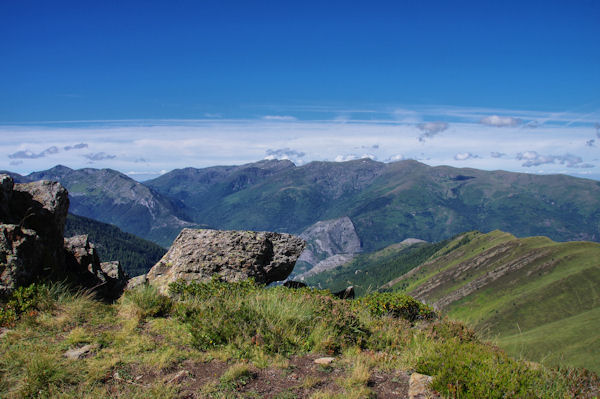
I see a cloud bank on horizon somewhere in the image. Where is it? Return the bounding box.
[1,104,599,181]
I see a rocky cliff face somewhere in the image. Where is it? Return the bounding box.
[0,174,127,297]
[294,216,362,278]
[139,228,305,293]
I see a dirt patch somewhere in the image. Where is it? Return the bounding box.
[105,354,414,398]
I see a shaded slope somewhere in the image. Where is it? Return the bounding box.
[64,214,167,277]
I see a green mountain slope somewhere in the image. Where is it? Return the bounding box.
[65,214,167,277]
[303,239,448,296]
[11,159,600,250]
[146,159,600,251]
[385,230,600,372]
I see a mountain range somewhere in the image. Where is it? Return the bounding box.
[6,159,600,254]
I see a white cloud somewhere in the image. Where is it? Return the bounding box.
[64,143,88,151]
[1,104,598,181]
[516,151,594,168]
[334,154,359,162]
[387,154,405,162]
[262,115,297,121]
[454,152,479,161]
[480,115,521,127]
[417,121,448,142]
[84,152,116,161]
[265,148,305,161]
[8,146,59,159]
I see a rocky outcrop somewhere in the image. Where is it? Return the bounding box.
[0,225,44,293]
[144,228,305,293]
[64,235,128,298]
[1,176,70,293]
[294,216,362,278]
[0,174,127,297]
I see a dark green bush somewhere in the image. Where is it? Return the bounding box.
[416,341,568,398]
[354,292,436,321]
[0,284,51,327]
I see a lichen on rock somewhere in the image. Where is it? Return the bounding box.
[144,228,306,293]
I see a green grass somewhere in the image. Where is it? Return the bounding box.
[498,307,600,372]
[1,280,590,398]
[387,230,600,373]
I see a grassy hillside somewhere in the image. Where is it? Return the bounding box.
[304,240,449,296]
[1,280,596,398]
[65,214,167,277]
[386,230,600,372]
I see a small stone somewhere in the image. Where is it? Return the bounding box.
[314,357,335,365]
[166,370,190,384]
[64,344,97,360]
[409,372,434,399]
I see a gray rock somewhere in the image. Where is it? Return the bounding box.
[126,274,148,290]
[295,216,361,278]
[0,225,44,293]
[0,174,129,298]
[0,175,14,221]
[314,357,335,365]
[64,235,103,282]
[63,235,129,298]
[0,176,70,293]
[145,228,305,293]
[64,344,97,360]
[408,373,435,399]
[100,261,126,281]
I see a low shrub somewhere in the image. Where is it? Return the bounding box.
[415,340,568,398]
[172,279,369,356]
[0,284,54,327]
[353,292,437,321]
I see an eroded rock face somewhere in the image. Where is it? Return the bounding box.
[0,225,44,293]
[0,176,70,293]
[145,228,305,292]
[0,174,128,298]
[294,216,362,278]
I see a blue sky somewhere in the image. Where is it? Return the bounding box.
[1,0,599,180]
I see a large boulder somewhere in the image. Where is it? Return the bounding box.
[145,228,306,292]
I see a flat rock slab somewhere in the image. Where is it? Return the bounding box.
[145,228,305,292]
[64,344,98,360]
[313,357,335,365]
